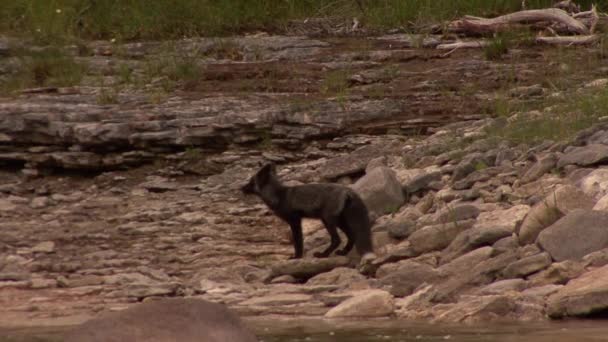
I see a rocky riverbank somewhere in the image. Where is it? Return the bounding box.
[3,33,608,329]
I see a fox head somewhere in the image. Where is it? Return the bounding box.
[241,163,276,195]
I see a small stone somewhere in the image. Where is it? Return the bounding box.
[32,241,55,253]
[30,196,51,209]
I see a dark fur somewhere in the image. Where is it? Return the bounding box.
[241,163,373,259]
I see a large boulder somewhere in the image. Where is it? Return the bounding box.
[351,166,405,216]
[548,264,608,318]
[538,209,608,262]
[325,289,394,318]
[518,185,595,244]
[63,298,258,342]
[557,144,608,168]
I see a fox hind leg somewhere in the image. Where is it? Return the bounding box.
[336,224,355,256]
[314,219,341,258]
[288,218,304,259]
[336,229,355,255]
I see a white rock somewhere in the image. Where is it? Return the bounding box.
[325,289,394,318]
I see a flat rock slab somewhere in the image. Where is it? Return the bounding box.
[239,293,313,306]
[548,264,608,318]
[538,210,608,262]
[269,256,351,280]
[319,143,400,180]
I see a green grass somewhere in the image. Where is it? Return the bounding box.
[487,87,608,145]
[0,1,603,42]
[320,69,351,96]
[1,47,85,93]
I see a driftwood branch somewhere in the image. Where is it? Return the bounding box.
[535,34,599,45]
[436,41,489,50]
[448,8,589,35]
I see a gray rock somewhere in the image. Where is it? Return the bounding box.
[409,219,476,255]
[379,260,441,297]
[269,256,351,280]
[438,247,494,278]
[493,235,519,253]
[528,260,584,286]
[64,298,257,342]
[538,210,608,262]
[557,144,608,168]
[474,205,530,232]
[31,241,55,253]
[120,283,180,299]
[0,199,17,212]
[579,168,608,200]
[440,226,511,264]
[521,153,558,183]
[435,203,481,224]
[582,249,608,268]
[432,250,518,302]
[325,289,394,318]
[403,171,441,194]
[452,170,490,190]
[434,295,519,323]
[518,185,595,244]
[386,218,416,240]
[548,264,608,318]
[320,143,400,180]
[366,245,418,275]
[522,284,563,298]
[474,279,528,295]
[509,84,543,98]
[435,188,480,203]
[501,252,552,279]
[352,167,405,216]
[306,267,367,287]
[240,293,312,306]
[30,196,51,209]
[452,153,483,181]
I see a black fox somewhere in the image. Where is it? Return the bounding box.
[241,163,374,260]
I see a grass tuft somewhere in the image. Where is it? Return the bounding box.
[487,87,608,144]
[1,47,84,93]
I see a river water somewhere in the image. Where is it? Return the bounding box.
[3,319,608,342]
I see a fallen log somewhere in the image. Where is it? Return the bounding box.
[535,34,599,45]
[448,8,589,35]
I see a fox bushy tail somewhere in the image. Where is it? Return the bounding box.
[342,193,373,256]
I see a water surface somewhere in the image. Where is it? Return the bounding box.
[3,318,608,342]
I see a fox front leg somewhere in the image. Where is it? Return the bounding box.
[287,218,304,259]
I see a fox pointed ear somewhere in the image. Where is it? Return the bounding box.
[259,163,273,175]
[257,163,274,184]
